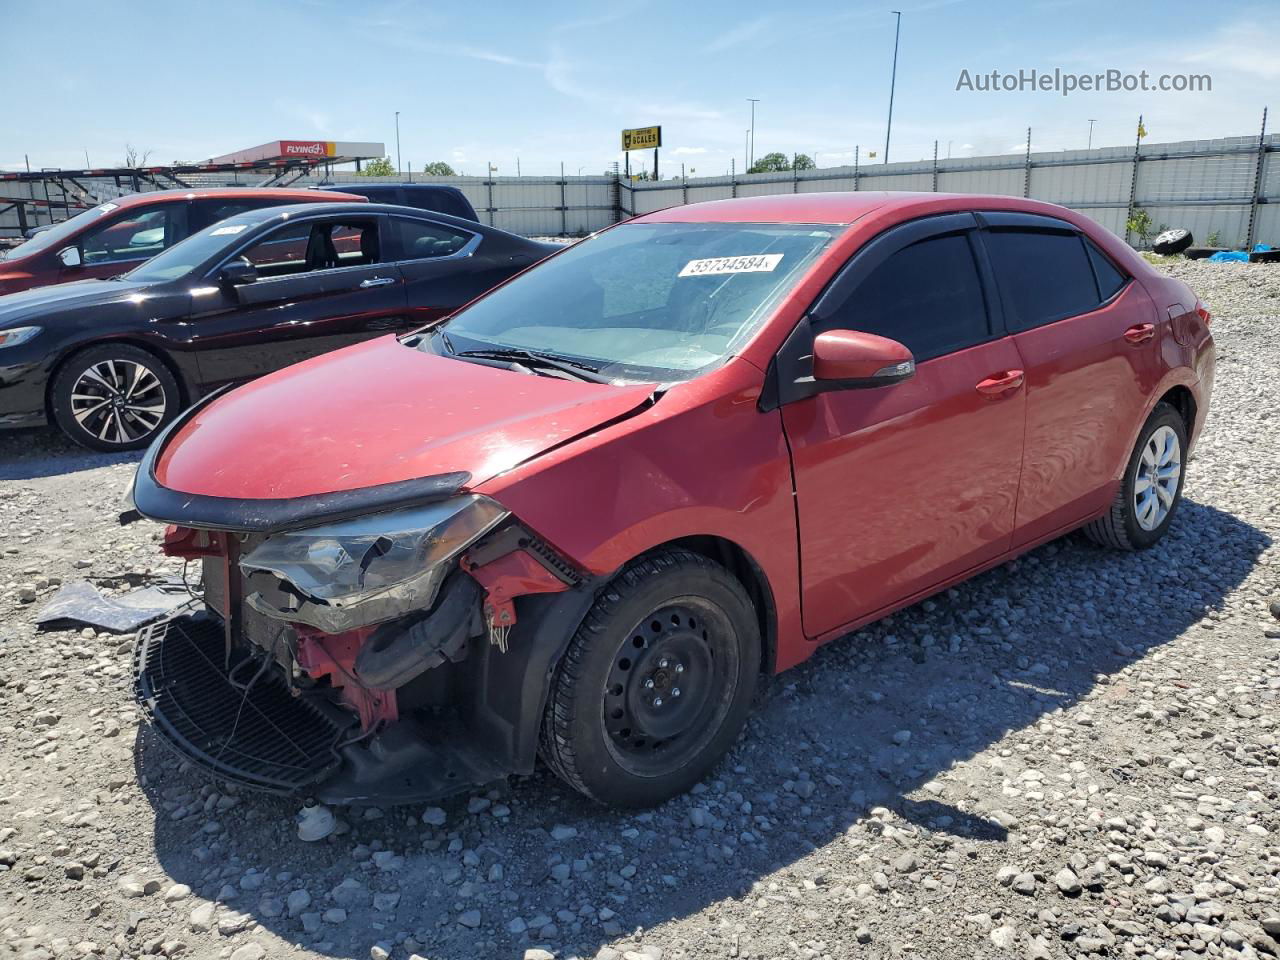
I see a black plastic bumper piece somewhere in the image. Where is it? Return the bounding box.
[315,719,509,805]
[133,613,347,793]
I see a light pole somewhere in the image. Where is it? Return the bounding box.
[885,10,901,164]
[394,111,402,175]
[745,129,750,172]
[747,98,760,170]
[1087,119,1097,150]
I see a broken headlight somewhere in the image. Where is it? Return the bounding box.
[238,495,508,633]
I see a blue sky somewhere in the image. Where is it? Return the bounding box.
[2,0,1275,176]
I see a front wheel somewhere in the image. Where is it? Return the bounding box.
[539,549,760,807]
[51,345,180,452]
[1084,402,1187,550]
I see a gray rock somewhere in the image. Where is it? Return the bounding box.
[1055,868,1081,895]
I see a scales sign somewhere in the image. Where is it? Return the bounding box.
[621,126,662,151]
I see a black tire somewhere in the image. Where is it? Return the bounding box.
[1183,246,1226,261]
[1084,402,1188,551]
[51,344,180,452]
[1151,228,1193,255]
[539,549,760,807]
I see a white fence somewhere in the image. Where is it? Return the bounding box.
[4,130,1278,249]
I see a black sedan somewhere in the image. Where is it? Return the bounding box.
[0,203,559,450]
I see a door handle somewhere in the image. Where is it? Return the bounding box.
[1123,323,1155,344]
[975,369,1025,397]
[359,277,396,288]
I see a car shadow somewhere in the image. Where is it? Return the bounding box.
[136,499,1267,959]
[0,427,141,480]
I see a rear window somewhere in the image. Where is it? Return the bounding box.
[984,229,1102,331]
[1086,239,1128,300]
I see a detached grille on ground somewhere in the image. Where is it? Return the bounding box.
[134,614,347,793]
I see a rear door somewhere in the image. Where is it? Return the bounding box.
[780,214,1027,637]
[389,215,520,326]
[978,213,1161,545]
[188,214,407,387]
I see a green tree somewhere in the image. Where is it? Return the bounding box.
[747,152,791,173]
[422,161,457,176]
[747,152,816,174]
[358,157,396,177]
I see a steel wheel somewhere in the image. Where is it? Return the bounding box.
[1133,424,1181,531]
[69,358,169,445]
[603,599,739,776]
[540,549,760,807]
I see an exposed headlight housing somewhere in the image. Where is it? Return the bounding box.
[238,495,508,633]
[0,326,41,349]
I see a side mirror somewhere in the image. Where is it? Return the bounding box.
[219,261,258,286]
[57,246,82,269]
[812,329,915,386]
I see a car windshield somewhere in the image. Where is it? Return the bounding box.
[1,201,122,259]
[125,217,257,283]
[432,222,836,382]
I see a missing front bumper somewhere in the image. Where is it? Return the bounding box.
[132,612,510,804]
[133,614,348,794]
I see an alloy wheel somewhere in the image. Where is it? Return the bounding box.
[70,358,168,445]
[1134,423,1181,531]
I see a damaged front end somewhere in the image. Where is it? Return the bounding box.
[130,448,588,804]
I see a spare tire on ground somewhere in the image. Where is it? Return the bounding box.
[1152,228,1194,255]
[1184,246,1228,260]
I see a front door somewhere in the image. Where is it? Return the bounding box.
[780,214,1026,637]
[71,201,191,281]
[188,215,407,388]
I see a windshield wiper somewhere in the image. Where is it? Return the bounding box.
[453,346,613,384]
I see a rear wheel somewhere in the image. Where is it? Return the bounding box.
[51,345,179,452]
[1084,402,1187,550]
[539,549,760,807]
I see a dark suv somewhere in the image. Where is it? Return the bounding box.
[326,183,478,221]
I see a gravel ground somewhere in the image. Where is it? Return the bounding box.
[1,260,1278,960]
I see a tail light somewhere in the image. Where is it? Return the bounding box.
[1195,302,1212,326]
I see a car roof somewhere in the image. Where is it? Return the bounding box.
[339,183,465,193]
[224,201,480,229]
[107,187,363,208]
[633,191,1051,226]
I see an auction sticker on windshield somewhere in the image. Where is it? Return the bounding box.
[679,253,784,277]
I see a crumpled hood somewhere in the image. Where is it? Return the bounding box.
[154,336,655,499]
[0,278,147,323]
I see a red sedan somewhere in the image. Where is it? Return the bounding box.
[0,187,362,295]
[129,192,1214,808]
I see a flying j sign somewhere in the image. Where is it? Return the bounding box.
[279,140,338,158]
[621,126,662,151]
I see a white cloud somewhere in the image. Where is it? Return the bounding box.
[671,146,708,156]
[1179,19,1280,82]
[705,16,773,53]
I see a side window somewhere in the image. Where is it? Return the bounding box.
[81,203,187,265]
[235,219,380,278]
[832,232,990,360]
[1085,239,1128,301]
[238,222,312,274]
[393,218,473,261]
[984,229,1100,331]
[192,199,271,233]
